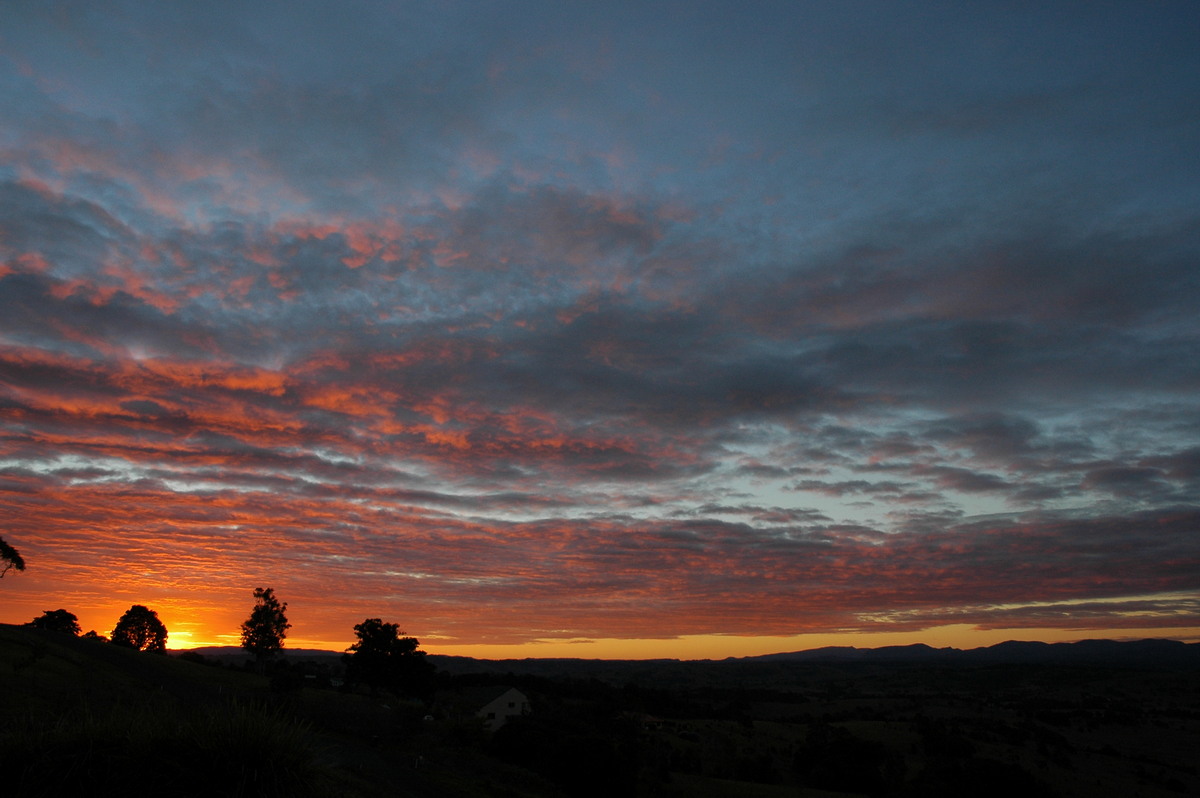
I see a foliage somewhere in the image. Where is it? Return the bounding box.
[343,617,434,695]
[27,608,82,635]
[793,720,902,793]
[492,712,644,796]
[82,629,108,642]
[111,604,168,652]
[239,587,291,663]
[4,700,328,798]
[0,536,25,578]
[6,620,1196,797]
[270,664,306,695]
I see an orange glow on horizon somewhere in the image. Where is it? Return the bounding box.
[140,626,1199,658]
[385,625,1200,660]
[8,604,1191,660]
[3,1,1199,675]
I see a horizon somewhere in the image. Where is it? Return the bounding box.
[163,630,1198,661]
[2,2,1198,659]
[7,617,1200,662]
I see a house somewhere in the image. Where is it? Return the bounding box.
[475,686,531,731]
[432,684,533,731]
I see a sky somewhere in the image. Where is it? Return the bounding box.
[1,1,1198,658]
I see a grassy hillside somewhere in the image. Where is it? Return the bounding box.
[0,624,556,797]
[6,625,1198,797]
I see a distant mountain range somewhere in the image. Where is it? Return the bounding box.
[739,638,1200,666]
[180,638,1200,669]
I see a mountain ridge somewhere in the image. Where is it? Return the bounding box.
[176,637,1200,667]
[739,637,1198,664]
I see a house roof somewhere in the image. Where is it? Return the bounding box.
[438,685,527,712]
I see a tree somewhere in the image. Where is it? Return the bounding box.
[111,604,168,652]
[240,586,291,666]
[343,618,434,695]
[1,536,25,579]
[27,609,81,635]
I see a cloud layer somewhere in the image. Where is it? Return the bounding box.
[2,1,1198,650]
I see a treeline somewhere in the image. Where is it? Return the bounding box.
[21,587,434,696]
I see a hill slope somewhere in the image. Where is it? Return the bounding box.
[0,624,556,798]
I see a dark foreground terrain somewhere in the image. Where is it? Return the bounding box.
[3,625,1197,797]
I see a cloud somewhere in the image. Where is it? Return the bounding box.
[1,1,1198,648]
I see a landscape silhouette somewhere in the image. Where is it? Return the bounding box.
[3,3,1199,795]
[3,575,1198,797]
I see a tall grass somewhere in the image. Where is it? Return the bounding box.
[4,700,335,797]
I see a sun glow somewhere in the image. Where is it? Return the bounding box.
[151,623,1200,659]
[2,2,1198,665]
[421,625,1200,661]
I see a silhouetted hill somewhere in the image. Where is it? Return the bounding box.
[181,645,345,664]
[424,637,1199,679]
[174,637,1198,672]
[7,625,1199,796]
[746,637,1200,666]
[750,642,955,662]
[0,624,557,797]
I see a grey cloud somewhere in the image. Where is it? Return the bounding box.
[921,413,1040,459]
[690,503,831,525]
[2,0,1199,643]
[1142,447,1200,483]
[1081,466,1172,499]
[734,463,793,479]
[1010,484,1068,504]
[0,180,131,272]
[119,399,169,417]
[790,479,914,498]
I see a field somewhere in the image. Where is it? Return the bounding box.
[3,625,1198,797]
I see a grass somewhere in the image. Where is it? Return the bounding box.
[0,623,334,795]
[6,700,333,798]
[0,625,376,797]
[6,625,1198,797]
[662,772,843,797]
[1,624,559,797]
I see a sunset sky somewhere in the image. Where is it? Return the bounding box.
[2,2,1198,658]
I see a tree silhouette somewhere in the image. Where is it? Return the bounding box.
[240,586,291,667]
[27,609,81,635]
[1,536,25,578]
[111,604,168,652]
[344,618,433,695]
